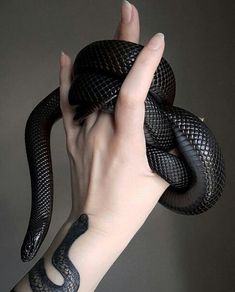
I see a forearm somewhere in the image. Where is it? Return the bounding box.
[12,209,148,292]
[13,155,165,292]
[66,218,135,291]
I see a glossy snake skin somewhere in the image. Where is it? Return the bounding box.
[28,214,88,291]
[11,214,88,291]
[21,40,225,262]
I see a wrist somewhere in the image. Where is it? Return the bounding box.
[83,210,146,241]
[15,214,134,292]
[81,187,165,240]
[67,214,135,291]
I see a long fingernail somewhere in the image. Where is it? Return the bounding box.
[121,0,133,24]
[147,33,165,50]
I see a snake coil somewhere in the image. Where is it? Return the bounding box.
[21,40,225,262]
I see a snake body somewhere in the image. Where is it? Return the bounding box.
[28,214,88,291]
[21,40,225,262]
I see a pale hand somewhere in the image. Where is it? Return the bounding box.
[13,3,172,292]
[60,1,169,238]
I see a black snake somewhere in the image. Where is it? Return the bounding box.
[20,39,225,263]
[28,214,88,291]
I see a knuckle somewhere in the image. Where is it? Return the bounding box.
[119,87,131,100]
[118,89,139,109]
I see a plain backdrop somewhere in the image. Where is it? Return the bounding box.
[0,0,234,291]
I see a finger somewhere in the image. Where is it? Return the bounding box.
[85,1,141,131]
[115,33,165,141]
[113,1,140,43]
[59,51,79,136]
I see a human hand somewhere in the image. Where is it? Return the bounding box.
[60,1,169,236]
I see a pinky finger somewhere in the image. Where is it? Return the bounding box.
[59,51,80,137]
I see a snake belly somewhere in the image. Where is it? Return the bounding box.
[21,40,225,262]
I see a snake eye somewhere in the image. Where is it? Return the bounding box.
[25,243,31,252]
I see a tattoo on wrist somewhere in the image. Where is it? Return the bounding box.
[27,213,89,291]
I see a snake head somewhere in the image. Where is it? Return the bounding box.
[21,230,44,262]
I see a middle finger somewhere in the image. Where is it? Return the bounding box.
[114,1,140,43]
[85,1,140,130]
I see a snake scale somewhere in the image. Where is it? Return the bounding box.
[20,40,225,262]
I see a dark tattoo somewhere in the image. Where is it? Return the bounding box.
[28,213,89,291]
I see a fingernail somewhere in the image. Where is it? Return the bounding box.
[147,33,165,50]
[121,0,132,24]
[61,51,65,64]
[61,51,68,66]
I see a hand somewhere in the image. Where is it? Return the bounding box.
[60,1,169,236]
[12,4,171,291]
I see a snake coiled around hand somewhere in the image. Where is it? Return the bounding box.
[20,40,225,262]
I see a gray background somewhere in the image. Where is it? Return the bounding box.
[0,0,234,291]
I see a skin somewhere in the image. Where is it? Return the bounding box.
[61,1,169,234]
[13,2,175,291]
